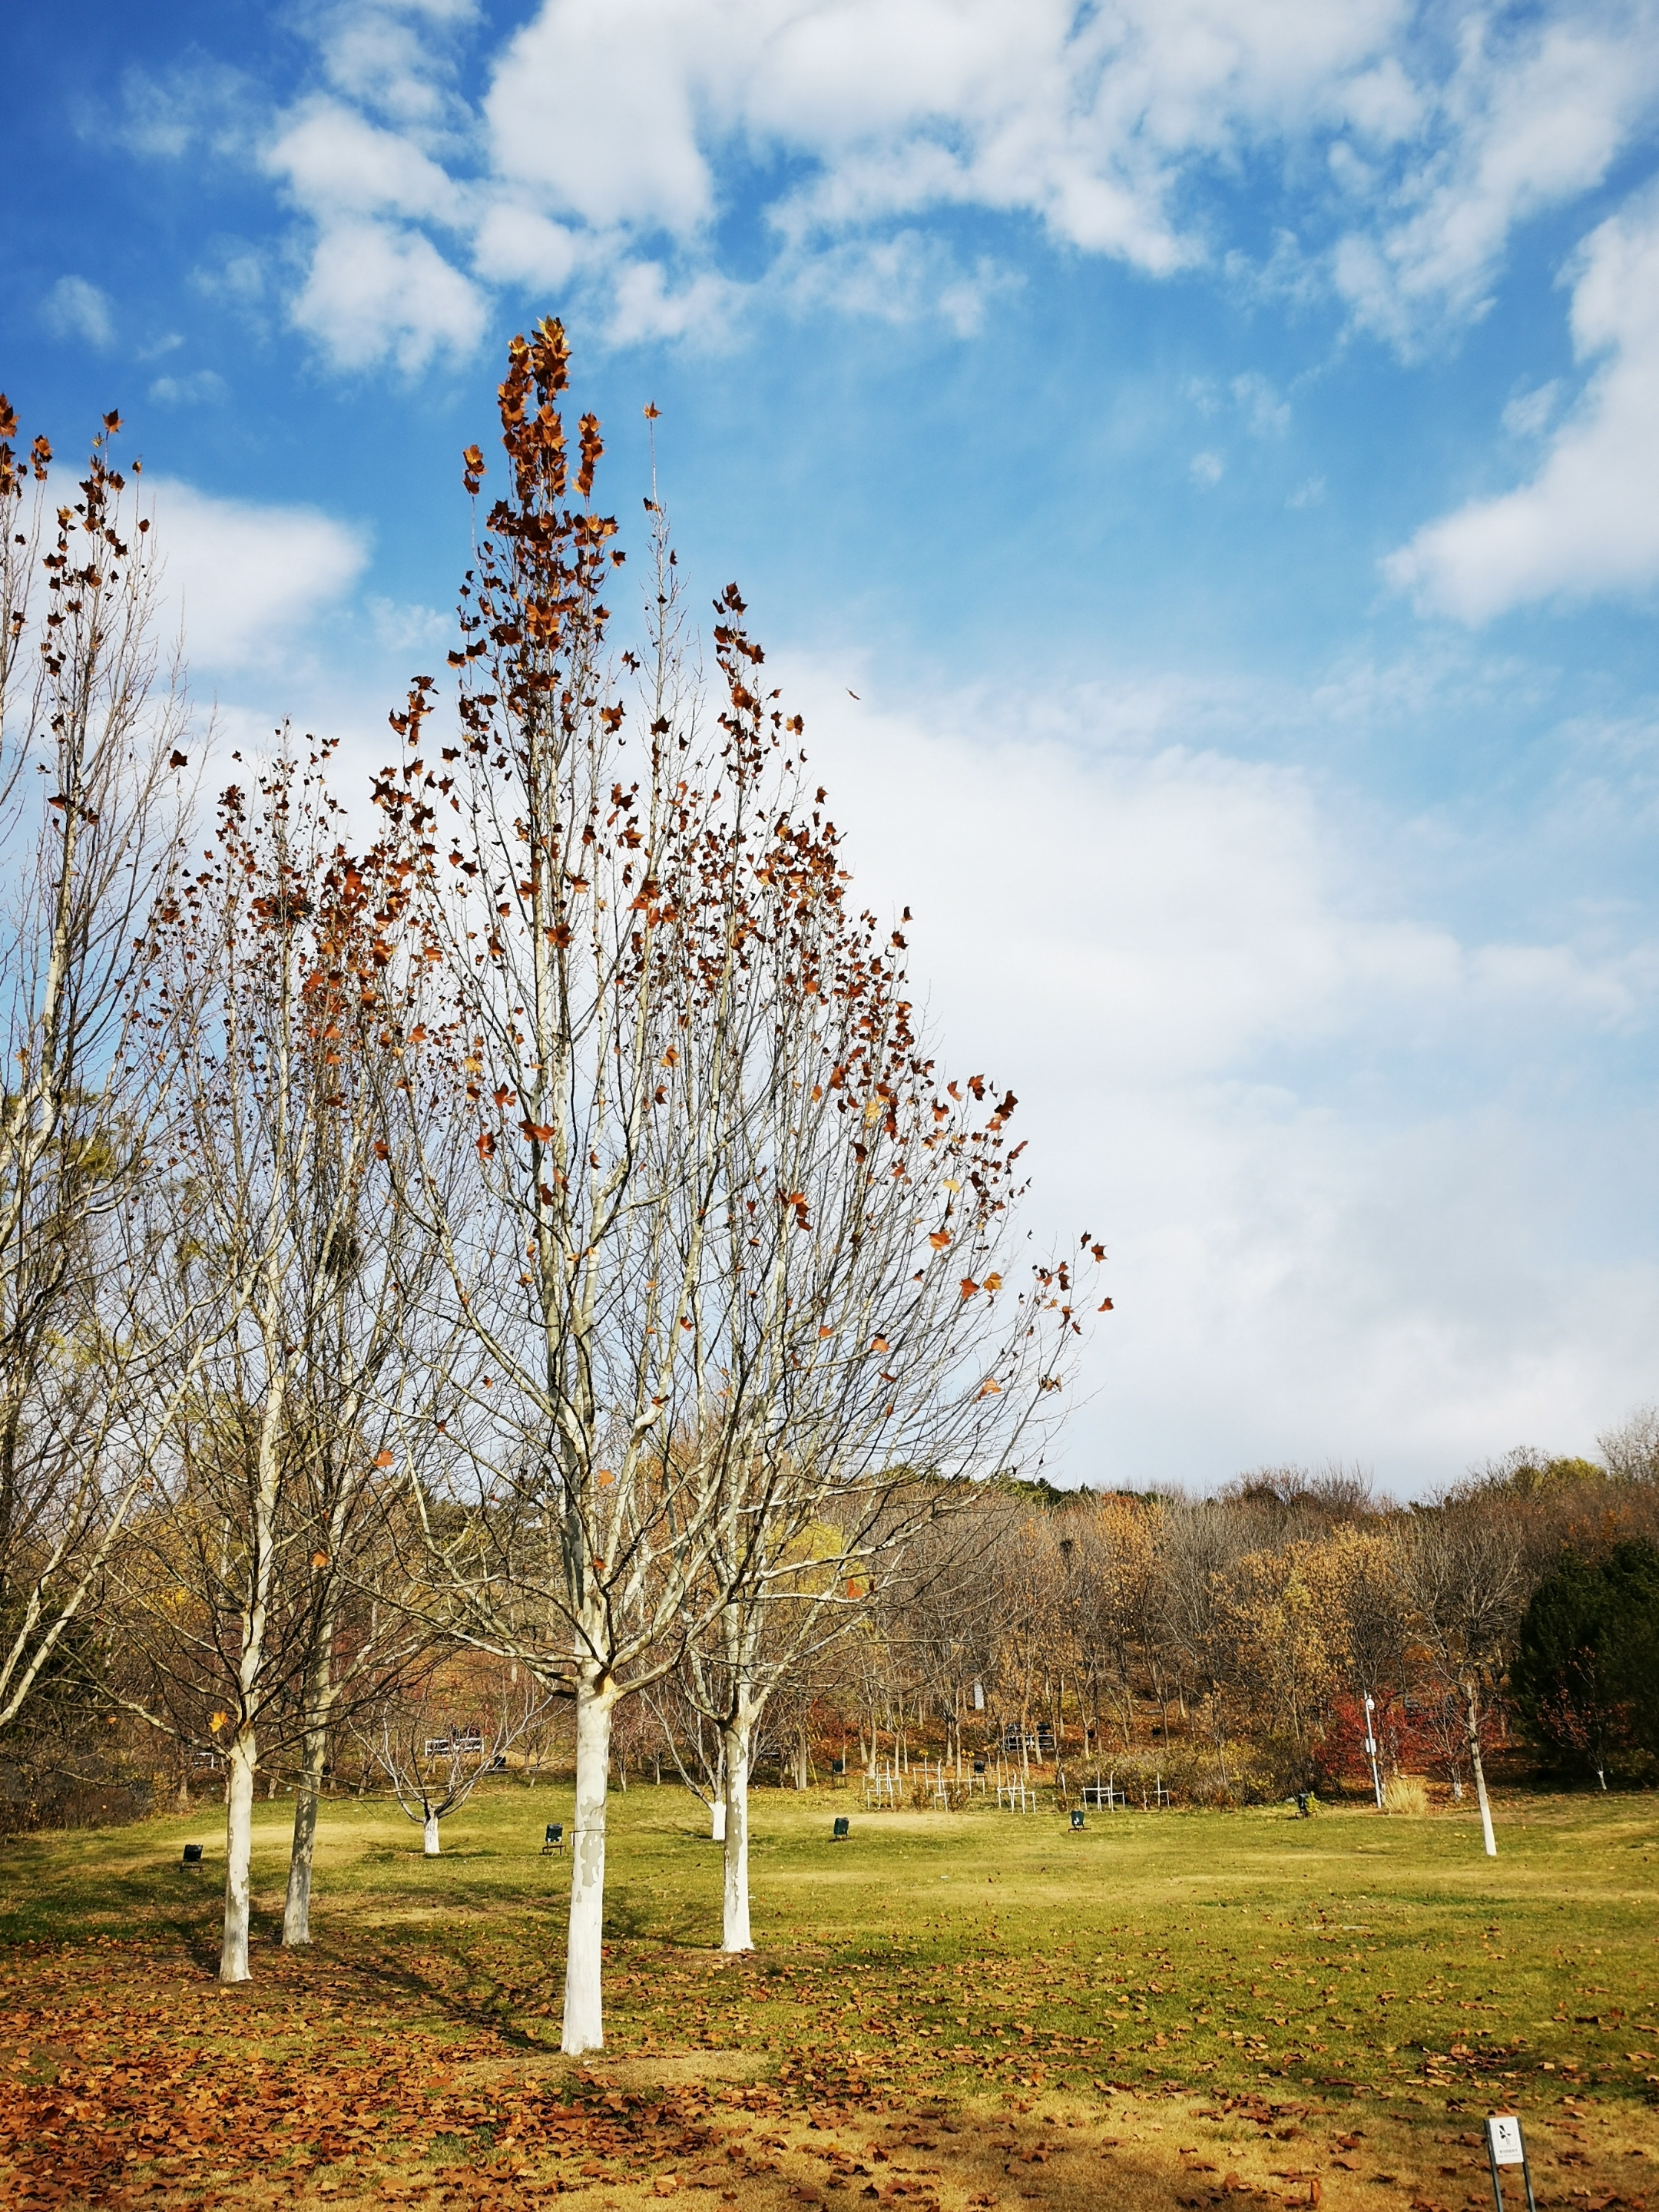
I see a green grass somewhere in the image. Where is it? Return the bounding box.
[5,1780,1655,2107]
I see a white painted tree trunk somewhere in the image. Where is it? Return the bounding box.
[220,1732,257,1983]
[562,1671,616,2055]
[283,1634,335,1945]
[710,1801,727,1842]
[721,1714,753,1953]
[283,1754,323,1941]
[1465,1681,1497,1858]
[423,1810,441,1856]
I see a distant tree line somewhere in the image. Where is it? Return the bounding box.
[794,1447,1659,1823]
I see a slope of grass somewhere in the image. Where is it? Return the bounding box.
[2,1782,1654,2212]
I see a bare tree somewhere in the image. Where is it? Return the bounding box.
[1399,1500,1528,1856]
[690,1476,1015,1952]
[384,321,1100,2048]
[362,1650,554,1855]
[0,402,198,1737]
[1598,1406,1659,1486]
[127,745,435,1980]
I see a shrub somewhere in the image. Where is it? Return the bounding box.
[1382,1773,1429,1816]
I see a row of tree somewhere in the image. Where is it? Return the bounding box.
[0,337,1094,2051]
[3,347,1652,2060]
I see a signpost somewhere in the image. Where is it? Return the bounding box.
[1364,1694,1383,1809]
[1485,2115,1536,2212]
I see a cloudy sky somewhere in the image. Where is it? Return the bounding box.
[8,0,1659,1495]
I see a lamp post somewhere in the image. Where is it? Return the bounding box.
[1364,1693,1383,1809]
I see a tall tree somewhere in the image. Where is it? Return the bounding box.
[388,320,1100,2049]
[131,745,432,1981]
[1400,1501,1527,1856]
[0,400,195,1737]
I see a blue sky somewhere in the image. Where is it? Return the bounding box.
[8,0,1659,1495]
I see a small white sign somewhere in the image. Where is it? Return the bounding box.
[1486,2117,1525,2167]
[972,1680,985,1710]
[1364,1737,1378,1756]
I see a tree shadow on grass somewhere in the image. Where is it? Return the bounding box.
[323,1926,563,2053]
[0,1833,227,1955]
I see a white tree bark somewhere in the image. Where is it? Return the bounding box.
[1465,1680,1497,1858]
[423,1810,441,1856]
[283,1770,323,1942]
[721,1710,754,1952]
[282,1644,335,1945]
[564,1670,618,2054]
[220,1732,257,1984]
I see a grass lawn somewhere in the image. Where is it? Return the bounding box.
[2,1782,1655,2212]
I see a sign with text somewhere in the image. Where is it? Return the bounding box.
[1484,2113,1536,2212]
[1486,2118,1525,2167]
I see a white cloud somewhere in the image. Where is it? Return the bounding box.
[1334,8,1659,345]
[367,594,451,652]
[116,58,253,160]
[149,480,369,671]
[485,0,1405,277]
[121,0,1659,364]
[41,275,115,349]
[288,217,487,372]
[472,201,583,289]
[315,0,479,134]
[266,96,465,226]
[1386,186,1659,621]
[606,260,747,347]
[1501,380,1562,439]
[1230,371,1290,438]
[1190,450,1224,487]
[149,369,228,406]
[191,242,268,311]
[257,90,487,373]
[788,666,1659,1489]
[474,0,1659,350]
[779,231,1016,336]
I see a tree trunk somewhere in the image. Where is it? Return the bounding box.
[283,1647,336,1945]
[423,1810,441,1856]
[561,1668,617,2055]
[721,1710,753,1952]
[1465,1680,1497,1858]
[284,1759,323,1939]
[220,1731,257,1984]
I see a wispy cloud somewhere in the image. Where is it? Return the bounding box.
[41,274,115,349]
[120,0,1659,380]
[1386,183,1659,621]
[150,480,369,670]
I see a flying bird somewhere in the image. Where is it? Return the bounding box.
[847,688,859,699]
